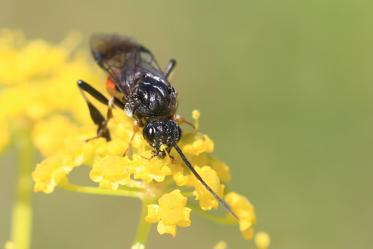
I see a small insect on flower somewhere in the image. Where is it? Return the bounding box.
[77,34,239,219]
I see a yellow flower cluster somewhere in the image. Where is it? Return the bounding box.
[32,108,251,237]
[0,30,262,241]
[0,29,104,152]
[145,189,191,237]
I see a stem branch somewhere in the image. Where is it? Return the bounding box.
[11,131,34,249]
[131,201,152,249]
[59,180,144,199]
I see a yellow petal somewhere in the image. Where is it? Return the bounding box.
[145,204,160,223]
[132,155,171,183]
[148,190,191,237]
[189,166,223,210]
[225,192,257,240]
[32,155,72,193]
[157,220,176,237]
[177,207,191,227]
[242,227,254,240]
[181,133,214,155]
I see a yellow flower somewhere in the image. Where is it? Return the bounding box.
[225,192,256,240]
[107,109,135,141]
[0,30,71,85]
[180,132,214,155]
[192,110,200,120]
[192,110,200,129]
[90,155,132,189]
[32,137,108,193]
[187,153,232,183]
[31,115,81,156]
[0,29,104,153]
[145,189,191,237]
[131,155,172,183]
[32,155,73,193]
[188,166,225,210]
[255,232,271,249]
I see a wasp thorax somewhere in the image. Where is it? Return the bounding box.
[143,120,181,157]
[129,76,177,122]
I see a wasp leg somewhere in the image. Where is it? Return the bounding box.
[77,80,116,141]
[174,114,195,129]
[122,122,140,156]
[94,96,115,141]
[77,80,125,109]
[164,59,177,79]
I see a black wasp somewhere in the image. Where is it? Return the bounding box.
[77,34,238,219]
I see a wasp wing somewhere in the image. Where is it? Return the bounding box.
[90,34,162,95]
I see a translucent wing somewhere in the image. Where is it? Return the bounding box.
[90,34,163,94]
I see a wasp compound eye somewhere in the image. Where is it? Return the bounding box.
[143,120,181,156]
[143,123,157,142]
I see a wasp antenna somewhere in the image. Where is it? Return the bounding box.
[173,144,239,220]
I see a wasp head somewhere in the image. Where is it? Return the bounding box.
[143,120,181,157]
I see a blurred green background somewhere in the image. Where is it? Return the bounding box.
[1,0,373,248]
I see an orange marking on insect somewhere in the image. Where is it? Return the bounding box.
[105,77,124,100]
[106,77,116,94]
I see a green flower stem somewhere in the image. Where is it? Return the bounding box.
[59,180,144,199]
[11,131,34,249]
[132,201,152,249]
